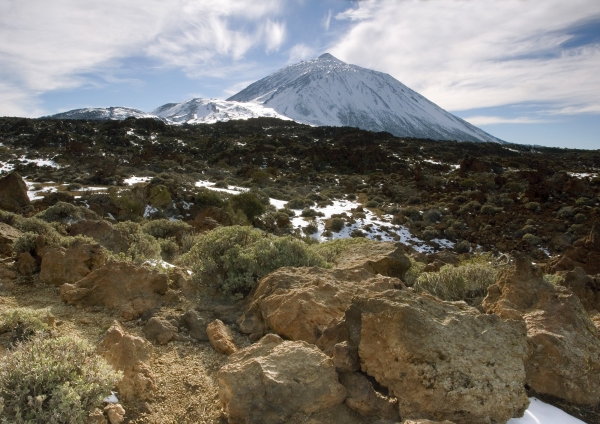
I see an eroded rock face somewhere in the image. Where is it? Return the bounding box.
[60,261,169,320]
[98,322,155,402]
[0,172,30,213]
[338,372,399,420]
[346,290,529,424]
[547,223,600,275]
[207,319,237,355]
[558,267,600,313]
[69,220,129,254]
[39,241,106,286]
[238,266,400,344]
[333,241,411,280]
[218,334,346,424]
[483,254,600,406]
[0,222,22,256]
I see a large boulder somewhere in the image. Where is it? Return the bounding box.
[558,267,600,313]
[98,322,155,401]
[69,220,129,254]
[218,333,346,424]
[0,222,22,256]
[60,261,170,320]
[345,290,529,424]
[547,222,600,275]
[0,172,30,212]
[237,266,400,343]
[39,240,106,286]
[333,241,411,280]
[483,253,600,406]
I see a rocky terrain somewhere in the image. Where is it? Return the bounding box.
[0,115,599,423]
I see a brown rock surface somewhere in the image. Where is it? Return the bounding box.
[558,267,600,312]
[98,321,155,402]
[346,290,529,424]
[218,333,346,424]
[483,253,600,406]
[69,219,129,254]
[206,319,237,355]
[238,266,400,344]
[338,372,399,420]
[547,223,600,275]
[39,240,106,286]
[0,172,30,212]
[333,241,411,280]
[16,251,38,275]
[60,261,169,320]
[143,317,178,345]
[0,222,22,256]
[104,403,125,424]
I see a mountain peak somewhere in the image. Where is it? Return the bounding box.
[317,53,343,62]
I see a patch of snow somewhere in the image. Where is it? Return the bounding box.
[568,172,597,179]
[508,398,585,424]
[124,176,152,185]
[143,205,158,218]
[103,392,119,404]
[195,180,248,195]
[18,156,60,168]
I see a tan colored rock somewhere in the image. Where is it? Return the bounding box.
[40,240,106,286]
[238,266,400,344]
[332,341,359,373]
[16,251,38,275]
[346,290,529,424]
[0,222,22,256]
[85,409,107,424]
[218,334,347,424]
[70,219,129,254]
[547,222,600,275]
[403,420,455,424]
[557,267,600,312]
[0,172,30,213]
[60,261,169,320]
[338,372,399,420]
[333,241,411,280]
[98,322,155,402]
[143,317,177,345]
[483,253,600,406]
[104,403,125,424]
[207,319,236,355]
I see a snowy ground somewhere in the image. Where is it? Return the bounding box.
[509,398,585,424]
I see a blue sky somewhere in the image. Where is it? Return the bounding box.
[1,0,599,150]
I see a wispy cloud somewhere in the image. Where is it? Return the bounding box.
[322,10,333,31]
[0,0,285,116]
[464,116,550,126]
[331,1,600,114]
[288,43,316,64]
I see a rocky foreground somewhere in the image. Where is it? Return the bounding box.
[0,169,599,423]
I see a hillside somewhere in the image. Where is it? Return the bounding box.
[0,116,599,423]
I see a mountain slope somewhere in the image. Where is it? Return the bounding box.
[44,107,155,121]
[150,98,290,124]
[228,53,502,143]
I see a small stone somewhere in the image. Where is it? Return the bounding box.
[206,319,236,355]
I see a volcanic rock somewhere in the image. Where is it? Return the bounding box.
[333,241,411,280]
[338,371,399,420]
[98,322,155,402]
[0,172,30,213]
[547,222,600,275]
[69,219,129,254]
[483,253,600,406]
[558,267,600,313]
[60,261,169,320]
[39,240,106,286]
[0,222,22,256]
[237,266,400,343]
[346,290,529,423]
[142,317,178,345]
[218,333,346,423]
[207,319,237,355]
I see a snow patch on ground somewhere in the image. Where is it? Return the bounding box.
[508,398,585,424]
[195,180,249,195]
[124,176,152,185]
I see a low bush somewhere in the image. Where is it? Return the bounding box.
[35,202,100,224]
[178,226,326,294]
[413,259,498,305]
[328,217,345,233]
[143,219,192,240]
[230,192,265,221]
[0,335,120,423]
[309,237,372,263]
[0,308,51,346]
[194,189,224,209]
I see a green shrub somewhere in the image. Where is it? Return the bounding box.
[286,197,314,210]
[543,274,565,286]
[303,223,318,235]
[403,258,426,286]
[524,202,541,212]
[178,226,326,294]
[13,232,40,255]
[108,188,145,220]
[35,202,99,223]
[159,238,179,262]
[194,189,224,209]
[522,233,541,245]
[423,209,443,224]
[480,204,502,215]
[126,233,161,263]
[0,308,51,346]
[413,261,498,304]
[557,206,575,218]
[230,192,265,221]
[143,219,192,240]
[148,185,171,208]
[328,217,345,233]
[309,237,372,263]
[455,240,471,253]
[460,178,477,190]
[0,335,120,424]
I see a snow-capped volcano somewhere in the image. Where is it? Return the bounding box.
[228,53,502,143]
[45,107,155,121]
[150,98,289,124]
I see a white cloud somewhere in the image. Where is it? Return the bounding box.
[464,116,549,126]
[264,20,286,53]
[323,10,333,31]
[330,1,600,113]
[0,0,284,116]
[288,43,316,64]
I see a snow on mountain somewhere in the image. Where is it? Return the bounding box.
[45,107,155,121]
[228,53,503,143]
[150,98,290,124]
